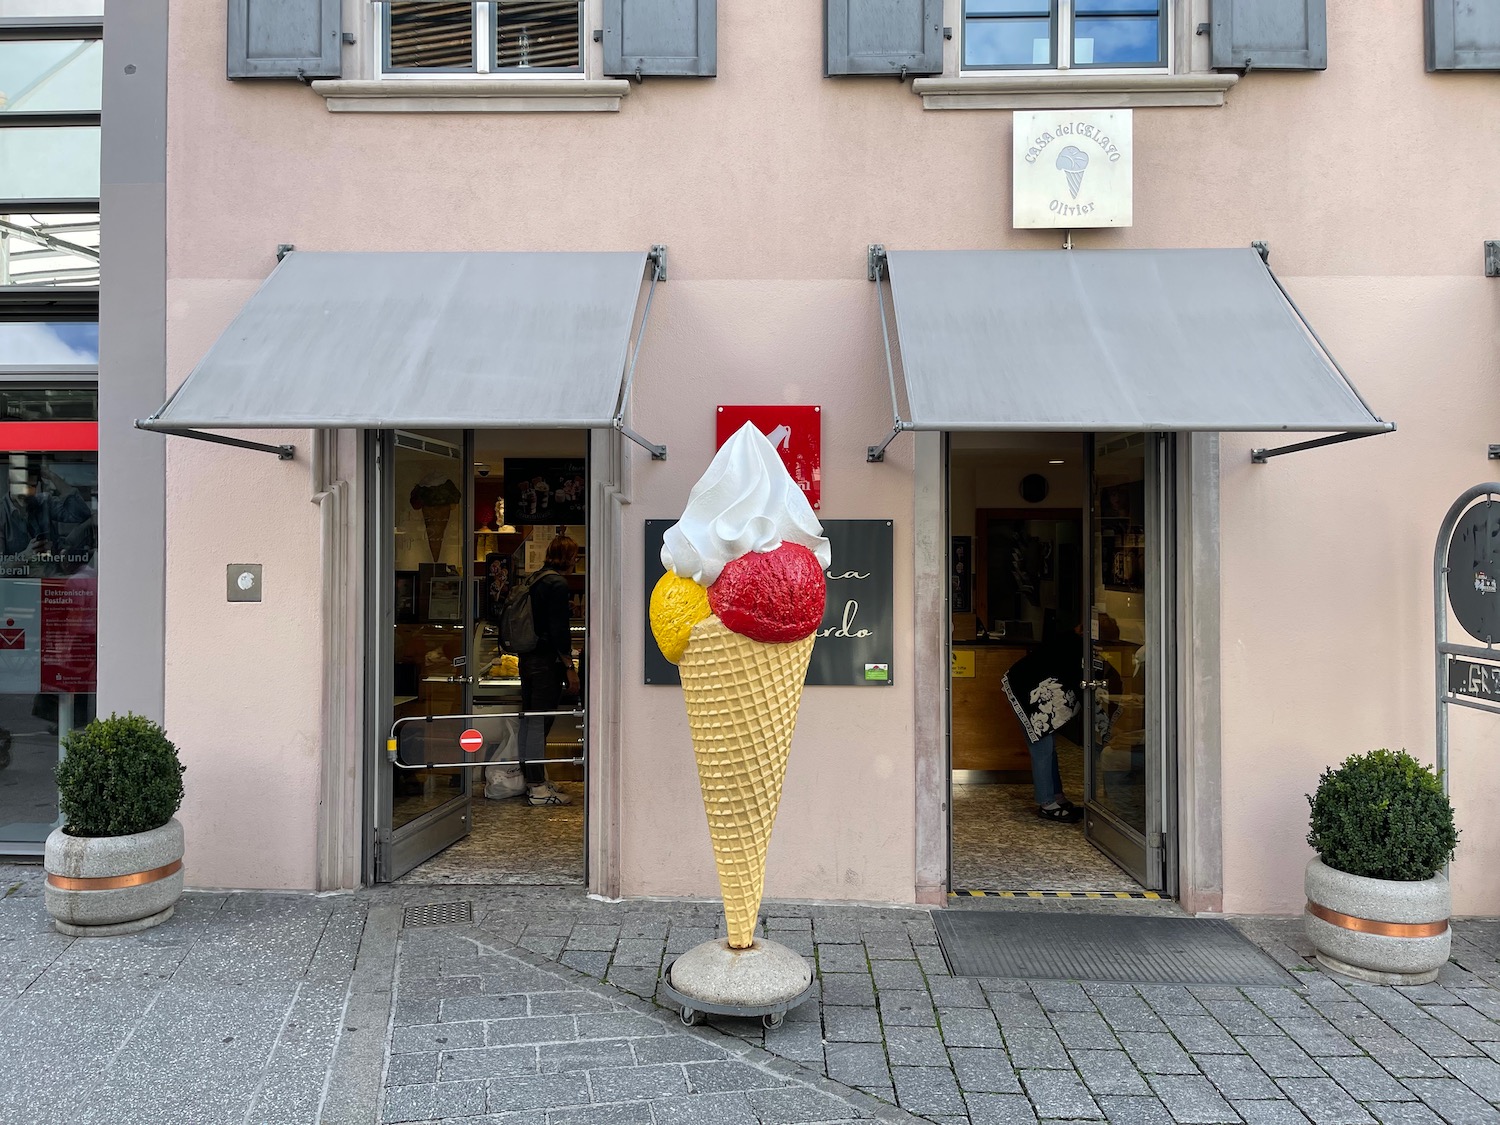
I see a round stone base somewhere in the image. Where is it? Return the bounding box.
[53,905,175,938]
[1315,950,1440,986]
[668,938,813,1009]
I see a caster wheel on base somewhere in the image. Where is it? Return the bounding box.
[680,1007,705,1027]
[762,1012,783,1030]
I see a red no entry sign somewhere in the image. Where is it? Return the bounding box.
[459,728,484,754]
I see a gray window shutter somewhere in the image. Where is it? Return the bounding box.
[825,0,943,77]
[1211,0,1327,71]
[603,0,717,78]
[1427,0,1500,71]
[227,0,341,80]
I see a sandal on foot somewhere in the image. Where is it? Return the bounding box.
[1037,804,1083,823]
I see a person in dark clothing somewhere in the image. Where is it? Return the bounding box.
[518,534,580,806]
[1001,610,1119,823]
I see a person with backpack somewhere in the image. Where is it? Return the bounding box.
[502,534,580,806]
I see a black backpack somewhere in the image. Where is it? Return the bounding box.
[498,571,543,654]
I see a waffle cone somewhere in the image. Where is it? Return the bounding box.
[678,615,815,948]
[421,505,452,561]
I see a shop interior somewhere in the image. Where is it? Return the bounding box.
[949,432,1149,893]
[391,429,587,886]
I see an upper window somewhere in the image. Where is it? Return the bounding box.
[0,22,100,289]
[380,1,584,75]
[964,0,1167,71]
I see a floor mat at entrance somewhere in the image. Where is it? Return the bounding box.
[934,910,1294,985]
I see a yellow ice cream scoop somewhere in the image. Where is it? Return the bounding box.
[650,571,711,665]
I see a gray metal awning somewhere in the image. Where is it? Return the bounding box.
[140,248,668,459]
[866,246,1392,462]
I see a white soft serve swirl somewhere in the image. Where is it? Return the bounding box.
[661,421,832,586]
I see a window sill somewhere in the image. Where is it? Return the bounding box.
[911,72,1238,110]
[310,78,630,113]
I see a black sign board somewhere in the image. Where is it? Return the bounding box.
[1446,499,1500,644]
[1448,657,1500,705]
[644,519,894,687]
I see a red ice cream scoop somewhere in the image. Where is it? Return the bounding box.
[707,542,827,644]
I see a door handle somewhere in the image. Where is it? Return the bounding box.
[1080,679,1108,690]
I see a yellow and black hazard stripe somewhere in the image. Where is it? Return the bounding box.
[949,889,1163,900]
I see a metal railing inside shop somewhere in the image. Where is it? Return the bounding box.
[389,709,585,770]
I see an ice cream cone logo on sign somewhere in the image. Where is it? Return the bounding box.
[649,422,830,949]
[1056,145,1089,200]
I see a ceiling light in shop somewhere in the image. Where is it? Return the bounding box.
[1048,459,1065,464]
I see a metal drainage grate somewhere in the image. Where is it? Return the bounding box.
[934,909,1293,986]
[403,900,474,927]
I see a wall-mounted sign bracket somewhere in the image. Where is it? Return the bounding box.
[132,420,295,460]
[614,244,668,460]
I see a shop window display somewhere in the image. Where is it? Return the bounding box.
[0,387,99,854]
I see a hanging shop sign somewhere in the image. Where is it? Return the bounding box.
[1013,109,1133,229]
[1434,485,1500,797]
[644,518,893,687]
[1449,658,1500,704]
[716,405,822,510]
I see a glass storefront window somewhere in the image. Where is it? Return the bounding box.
[1,212,100,287]
[0,322,98,365]
[0,388,98,854]
[0,126,101,201]
[0,40,103,113]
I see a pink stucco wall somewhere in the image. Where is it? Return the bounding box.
[165,0,1500,908]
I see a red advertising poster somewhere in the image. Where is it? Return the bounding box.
[716,405,822,510]
[40,577,96,694]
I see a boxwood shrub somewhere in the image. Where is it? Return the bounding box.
[1306,749,1457,881]
[55,713,185,837]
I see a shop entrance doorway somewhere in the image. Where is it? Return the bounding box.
[947,432,1176,895]
[367,429,588,885]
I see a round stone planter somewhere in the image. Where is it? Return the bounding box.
[1304,857,1450,985]
[44,818,184,937]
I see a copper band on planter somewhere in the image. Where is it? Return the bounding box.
[1306,901,1449,938]
[46,859,182,892]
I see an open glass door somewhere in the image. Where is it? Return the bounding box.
[1083,432,1169,890]
[374,428,473,881]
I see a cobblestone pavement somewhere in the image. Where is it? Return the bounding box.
[11,864,1500,1125]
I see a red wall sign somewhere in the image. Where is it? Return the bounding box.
[716,405,822,511]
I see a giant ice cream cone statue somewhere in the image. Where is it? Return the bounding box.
[650,422,829,950]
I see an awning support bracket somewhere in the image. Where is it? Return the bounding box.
[1250,428,1392,464]
[133,420,295,460]
[1249,246,1396,464]
[867,244,909,463]
[614,244,668,460]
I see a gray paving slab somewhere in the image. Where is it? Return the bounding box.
[951,1047,1024,1093]
[1146,1075,1241,1124]
[1020,1067,1105,1119]
[1274,1078,1376,1125]
[965,1092,1041,1125]
[1073,1049,1155,1097]
[1194,1054,1281,1100]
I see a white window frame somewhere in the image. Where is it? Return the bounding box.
[960,0,1172,77]
[373,0,589,81]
